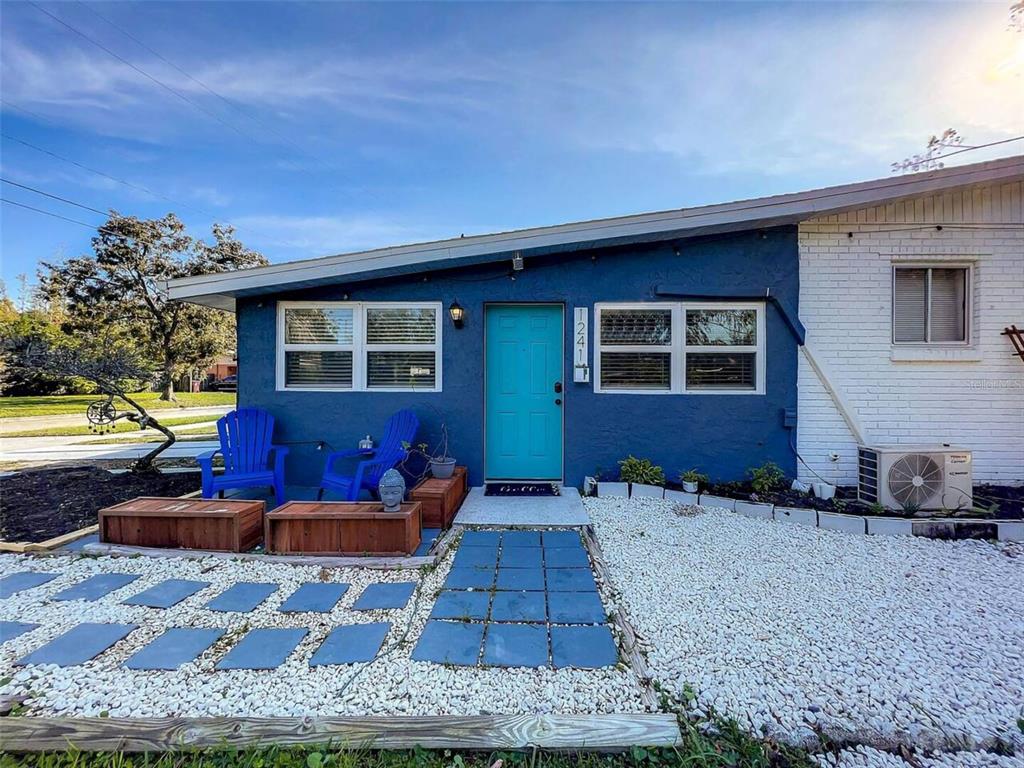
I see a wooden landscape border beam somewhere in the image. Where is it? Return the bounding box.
[0,524,99,554]
[0,714,683,752]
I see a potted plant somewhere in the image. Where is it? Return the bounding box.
[402,407,456,480]
[679,469,708,494]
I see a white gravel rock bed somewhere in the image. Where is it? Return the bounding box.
[586,497,1024,754]
[814,746,1024,767]
[0,545,649,718]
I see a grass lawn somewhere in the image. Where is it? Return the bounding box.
[0,392,235,419]
[4,414,222,437]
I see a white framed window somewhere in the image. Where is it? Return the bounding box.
[277,301,442,392]
[594,302,765,395]
[892,265,970,345]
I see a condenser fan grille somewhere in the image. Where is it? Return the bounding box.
[887,454,943,508]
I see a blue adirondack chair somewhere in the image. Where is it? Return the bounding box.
[319,409,419,501]
[198,408,289,506]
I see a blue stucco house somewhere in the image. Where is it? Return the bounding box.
[166,158,1022,490]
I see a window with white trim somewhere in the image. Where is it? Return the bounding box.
[594,302,765,394]
[892,266,969,344]
[278,302,442,391]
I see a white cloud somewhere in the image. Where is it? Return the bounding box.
[2,3,1020,180]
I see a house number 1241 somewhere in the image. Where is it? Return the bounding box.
[573,307,590,383]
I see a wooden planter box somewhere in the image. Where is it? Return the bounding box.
[409,466,467,529]
[265,502,421,556]
[99,497,265,553]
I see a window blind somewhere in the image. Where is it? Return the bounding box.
[284,351,353,388]
[366,308,436,344]
[929,268,966,342]
[893,268,928,343]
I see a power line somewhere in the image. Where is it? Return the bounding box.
[76,0,335,171]
[1,177,110,216]
[1,198,98,228]
[27,1,264,146]
[1,132,216,218]
[934,135,1024,162]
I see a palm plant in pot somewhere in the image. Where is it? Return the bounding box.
[679,469,708,494]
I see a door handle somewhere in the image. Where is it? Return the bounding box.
[553,381,563,393]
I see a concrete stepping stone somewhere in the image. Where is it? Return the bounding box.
[352,582,416,610]
[51,573,140,602]
[542,530,582,547]
[544,547,590,568]
[501,530,541,548]
[16,623,137,667]
[0,572,58,598]
[495,567,545,591]
[499,547,543,568]
[490,591,546,622]
[309,623,390,665]
[551,625,617,669]
[279,583,350,613]
[460,530,501,547]
[123,579,209,609]
[0,621,39,643]
[216,628,308,670]
[452,546,499,568]
[483,623,548,667]
[443,567,495,590]
[430,590,490,620]
[411,620,483,666]
[124,628,225,670]
[548,592,606,624]
[546,568,598,592]
[205,582,277,612]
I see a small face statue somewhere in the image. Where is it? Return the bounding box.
[378,469,406,513]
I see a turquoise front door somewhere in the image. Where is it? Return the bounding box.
[485,304,564,480]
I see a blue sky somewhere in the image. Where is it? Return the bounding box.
[1,1,1021,296]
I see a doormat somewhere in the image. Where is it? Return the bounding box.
[484,483,560,497]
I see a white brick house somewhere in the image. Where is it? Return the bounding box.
[797,178,1023,485]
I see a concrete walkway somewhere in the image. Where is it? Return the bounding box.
[454,487,589,526]
[0,438,219,464]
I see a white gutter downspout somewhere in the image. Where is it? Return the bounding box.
[799,343,867,446]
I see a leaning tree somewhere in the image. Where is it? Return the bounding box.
[40,214,267,401]
[20,338,177,473]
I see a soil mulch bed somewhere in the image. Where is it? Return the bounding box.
[662,480,1024,520]
[0,467,201,543]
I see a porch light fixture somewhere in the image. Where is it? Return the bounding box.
[448,300,465,328]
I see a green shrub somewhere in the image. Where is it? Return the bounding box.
[618,455,666,486]
[748,461,785,494]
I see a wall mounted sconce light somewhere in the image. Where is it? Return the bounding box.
[448,300,465,328]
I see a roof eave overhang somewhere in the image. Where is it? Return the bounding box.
[167,155,1024,311]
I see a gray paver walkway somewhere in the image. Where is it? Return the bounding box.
[123,579,209,608]
[51,574,139,602]
[216,628,307,669]
[125,627,225,670]
[0,572,58,597]
[205,582,277,612]
[16,623,136,667]
[279,583,350,613]
[0,621,39,642]
[413,528,617,669]
[310,623,390,665]
[352,582,416,610]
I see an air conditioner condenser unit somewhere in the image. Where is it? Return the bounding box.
[857,445,972,511]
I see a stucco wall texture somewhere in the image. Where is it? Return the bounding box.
[237,226,800,488]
